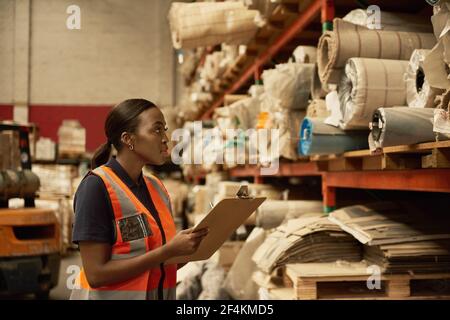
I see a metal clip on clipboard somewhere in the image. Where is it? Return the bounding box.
[236,185,253,199]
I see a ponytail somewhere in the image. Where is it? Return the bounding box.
[91,141,112,169]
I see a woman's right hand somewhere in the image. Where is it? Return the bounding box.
[165,227,209,257]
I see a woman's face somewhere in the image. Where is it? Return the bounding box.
[132,107,170,165]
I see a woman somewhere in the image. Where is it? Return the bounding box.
[70,99,208,300]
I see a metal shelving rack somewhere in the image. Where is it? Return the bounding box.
[190,0,444,213]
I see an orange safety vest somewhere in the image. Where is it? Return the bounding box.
[70,165,177,300]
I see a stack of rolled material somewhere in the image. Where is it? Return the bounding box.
[338,58,409,130]
[317,18,436,85]
[298,117,369,156]
[255,200,323,230]
[368,107,449,151]
[252,215,362,274]
[168,2,261,50]
[262,63,315,110]
[405,49,444,108]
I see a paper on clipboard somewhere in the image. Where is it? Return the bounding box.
[167,196,266,264]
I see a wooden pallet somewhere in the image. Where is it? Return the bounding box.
[310,141,450,171]
[285,262,450,300]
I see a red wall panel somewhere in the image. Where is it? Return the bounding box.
[0,104,13,120]
[29,105,113,152]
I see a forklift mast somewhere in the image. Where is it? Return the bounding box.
[0,122,35,208]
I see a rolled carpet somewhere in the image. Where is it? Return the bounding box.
[339,58,409,130]
[368,107,449,151]
[310,63,330,99]
[298,117,369,156]
[405,49,444,108]
[317,18,436,85]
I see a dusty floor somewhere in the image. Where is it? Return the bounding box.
[50,251,82,300]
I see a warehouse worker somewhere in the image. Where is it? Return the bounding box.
[70,99,208,300]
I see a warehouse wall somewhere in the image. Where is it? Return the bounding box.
[0,0,177,151]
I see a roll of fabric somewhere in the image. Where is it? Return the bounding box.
[292,46,317,63]
[368,107,449,151]
[168,2,261,50]
[299,117,369,156]
[405,49,444,108]
[339,58,409,130]
[343,9,433,33]
[310,63,330,99]
[256,200,323,230]
[317,18,436,85]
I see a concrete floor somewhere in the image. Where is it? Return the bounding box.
[50,251,82,300]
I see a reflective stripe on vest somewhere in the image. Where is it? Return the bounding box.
[70,165,177,300]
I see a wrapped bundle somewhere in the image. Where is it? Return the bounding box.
[168,2,262,49]
[276,110,305,161]
[299,117,369,156]
[405,49,444,108]
[369,107,449,151]
[317,18,436,85]
[431,1,450,40]
[338,58,409,130]
[262,63,314,110]
[422,31,450,90]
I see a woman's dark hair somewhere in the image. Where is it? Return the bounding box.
[91,99,157,169]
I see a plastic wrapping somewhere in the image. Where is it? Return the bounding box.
[317,18,436,85]
[292,46,317,63]
[338,58,409,130]
[299,117,369,156]
[306,99,329,119]
[405,49,444,108]
[368,107,449,151]
[262,63,314,110]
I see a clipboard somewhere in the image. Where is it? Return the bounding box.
[167,186,266,264]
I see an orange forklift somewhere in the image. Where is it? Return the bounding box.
[0,123,61,299]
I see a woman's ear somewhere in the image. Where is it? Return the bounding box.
[120,132,134,147]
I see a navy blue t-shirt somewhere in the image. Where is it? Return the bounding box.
[72,157,162,245]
